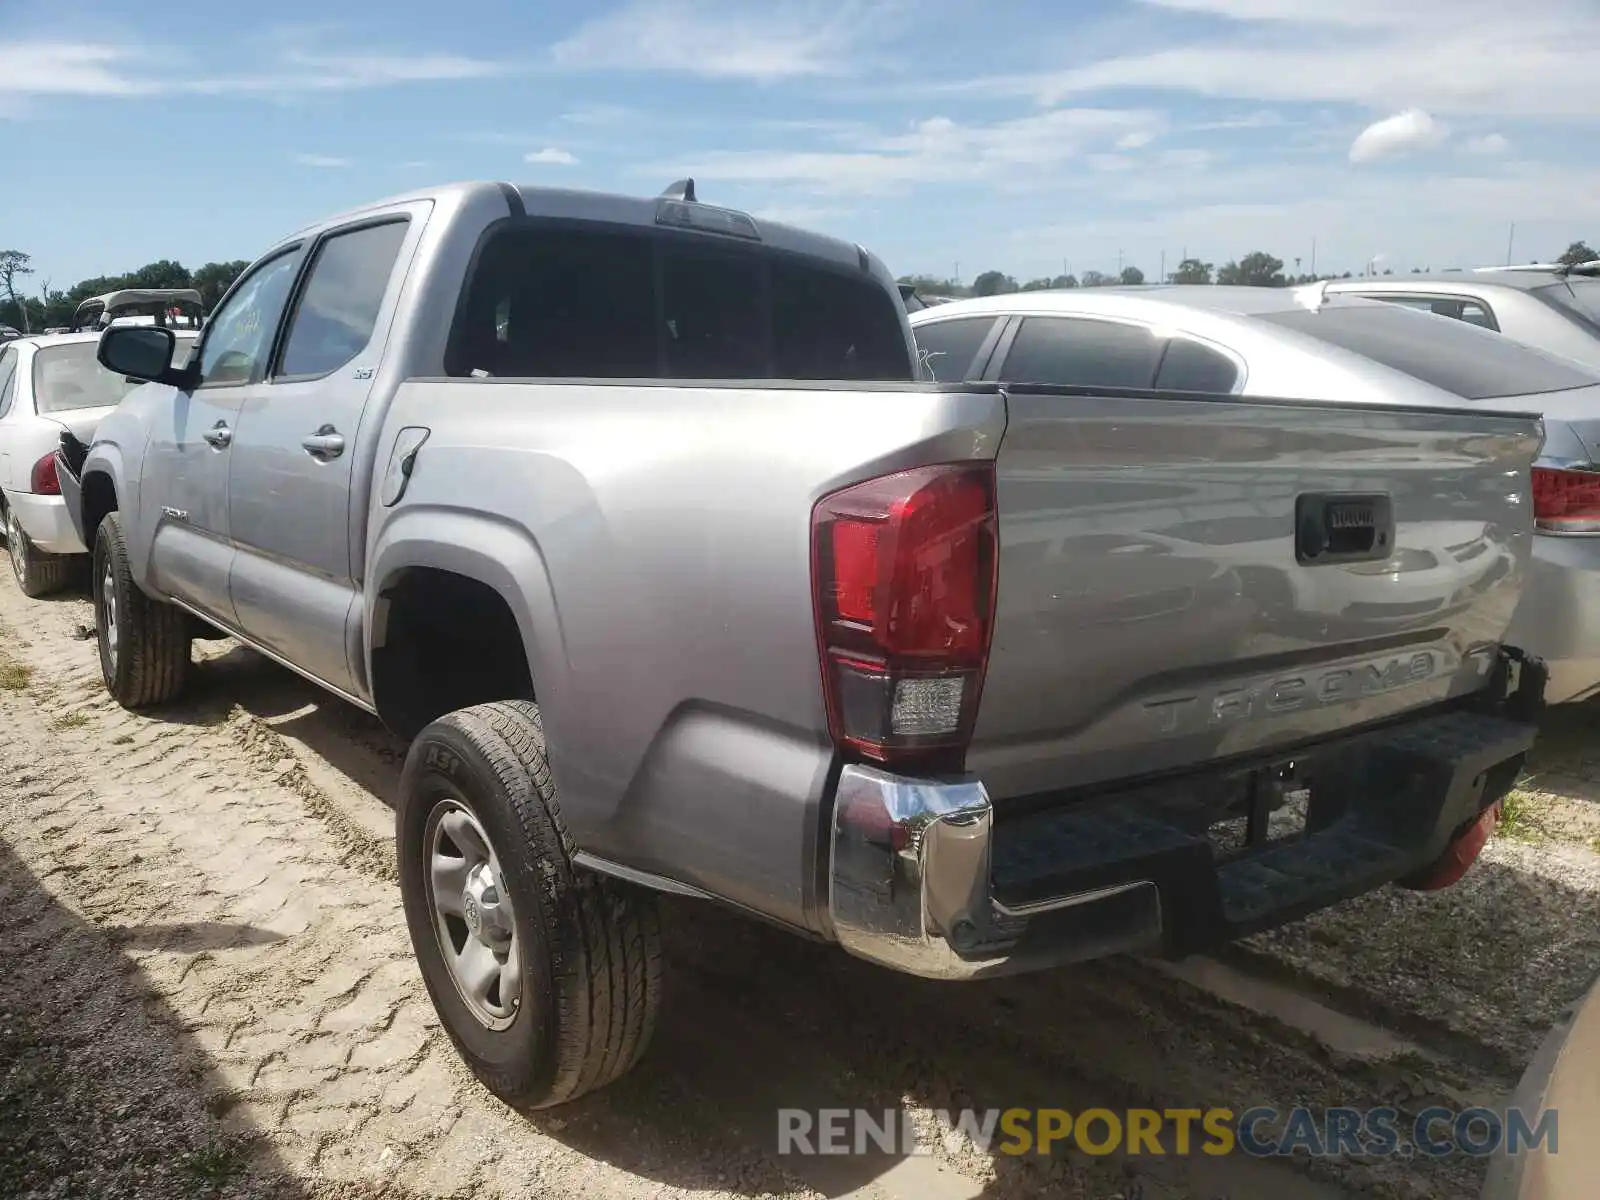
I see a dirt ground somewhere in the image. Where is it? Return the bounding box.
[2,570,1598,1200]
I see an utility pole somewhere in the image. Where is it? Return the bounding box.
[953,262,960,286]
[1310,238,1317,278]
[1505,222,1516,266]
[1117,248,1124,276]
[1160,250,1165,282]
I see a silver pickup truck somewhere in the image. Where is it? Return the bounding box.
[63,179,1548,1110]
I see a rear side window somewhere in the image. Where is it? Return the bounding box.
[449,224,911,381]
[1258,306,1599,399]
[34,338,196,413]
[1154,338,1239,392]
[279,220,410,379]
[0,349,17,418]
[913,316,998,381]
[999,316,1163,389]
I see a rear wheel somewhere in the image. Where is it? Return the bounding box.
[6,506,73,599]
[397,700,663,1109]
[92,512,191,708]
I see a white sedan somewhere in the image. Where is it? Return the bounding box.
[0,330,195,596]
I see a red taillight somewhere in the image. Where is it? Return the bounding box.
[811,462,998,771]
[1532,465,1600,533]
[29,452,60,496]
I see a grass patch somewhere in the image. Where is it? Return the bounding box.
[48,711,89,732]
[0,654,31,691]
[1496,790,1549,844]
[110,733,134,746]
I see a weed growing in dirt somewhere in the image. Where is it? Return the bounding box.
[0,654,30,691]
[183,1137,245,1188]
[49,711,90,732]
[1497,790,1548,843]
[110,733,134,745]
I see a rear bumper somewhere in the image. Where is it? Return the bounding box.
[829,649,1546,981]
[5,488,85,555]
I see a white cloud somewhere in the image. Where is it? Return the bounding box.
[1116,129,1158,149]
[551,0,883,80]
[524,147,578,165]
[292,153,349,168]
[0,36,507,106]
[1348,108,1445,163]
[951,1,1600,120]
[649,107,1164,193]
[0,41,158,99]
[1006,160,1600,279]
[1462,132,1511,156]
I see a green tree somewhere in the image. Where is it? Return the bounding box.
[0,251,35,332]
[1169,258,1213,285]
[1080,269,1114,287]
[192,259,251,309]
[1217,251,1286,287]
[1558,241,1597,266]
[1119,265,1145,285]
[1020,277,1055,291]
[1050,273,1078,289]
[128,259,192,289]
[971,270,1018,296]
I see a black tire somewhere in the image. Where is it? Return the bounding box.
[6,505,74,599]
[397,700,663,1109]
[92,511,191,708]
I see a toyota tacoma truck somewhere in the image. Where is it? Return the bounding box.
[62,178,1548,1111]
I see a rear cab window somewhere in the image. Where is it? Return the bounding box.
[1257,305,1599,399]
[447,222,912,381]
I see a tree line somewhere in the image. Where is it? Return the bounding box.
[0,250,251,333]
[903,241,1600,299]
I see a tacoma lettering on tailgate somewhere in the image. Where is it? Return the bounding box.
[1140,648,1488,736]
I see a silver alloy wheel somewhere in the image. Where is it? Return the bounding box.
[424,797,522,1030]
[100,557,119,675]
[8,510,27,589]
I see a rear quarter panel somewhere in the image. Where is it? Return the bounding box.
[366,378,1006,930]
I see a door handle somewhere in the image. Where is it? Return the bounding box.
[201,421,231,449]
[302,425,345,459]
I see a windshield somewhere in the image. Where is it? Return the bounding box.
[1257,305,1600,400]
[32,337,196,414]
[1536,280,1600,329]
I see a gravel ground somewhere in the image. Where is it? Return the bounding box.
[1,567,1597,1199]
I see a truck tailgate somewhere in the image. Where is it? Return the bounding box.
[969,386,1543,800]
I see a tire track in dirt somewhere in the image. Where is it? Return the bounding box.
[2,573,1593,1198]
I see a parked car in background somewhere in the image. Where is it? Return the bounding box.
[0,330,196,595]
[899,283,956,312]
[61,179,1545,1111]
[911,285,1600,703]
[1323,262,1600,372]
[69,287,205,333]
[0,326,20,343]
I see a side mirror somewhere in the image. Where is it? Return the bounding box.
[97,325,185,386]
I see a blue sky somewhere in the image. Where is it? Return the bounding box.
[2,0,1597,292]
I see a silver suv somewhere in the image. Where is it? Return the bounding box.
[1324,262,1600,371]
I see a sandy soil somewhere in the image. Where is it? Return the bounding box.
[1,569,1597,1200]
